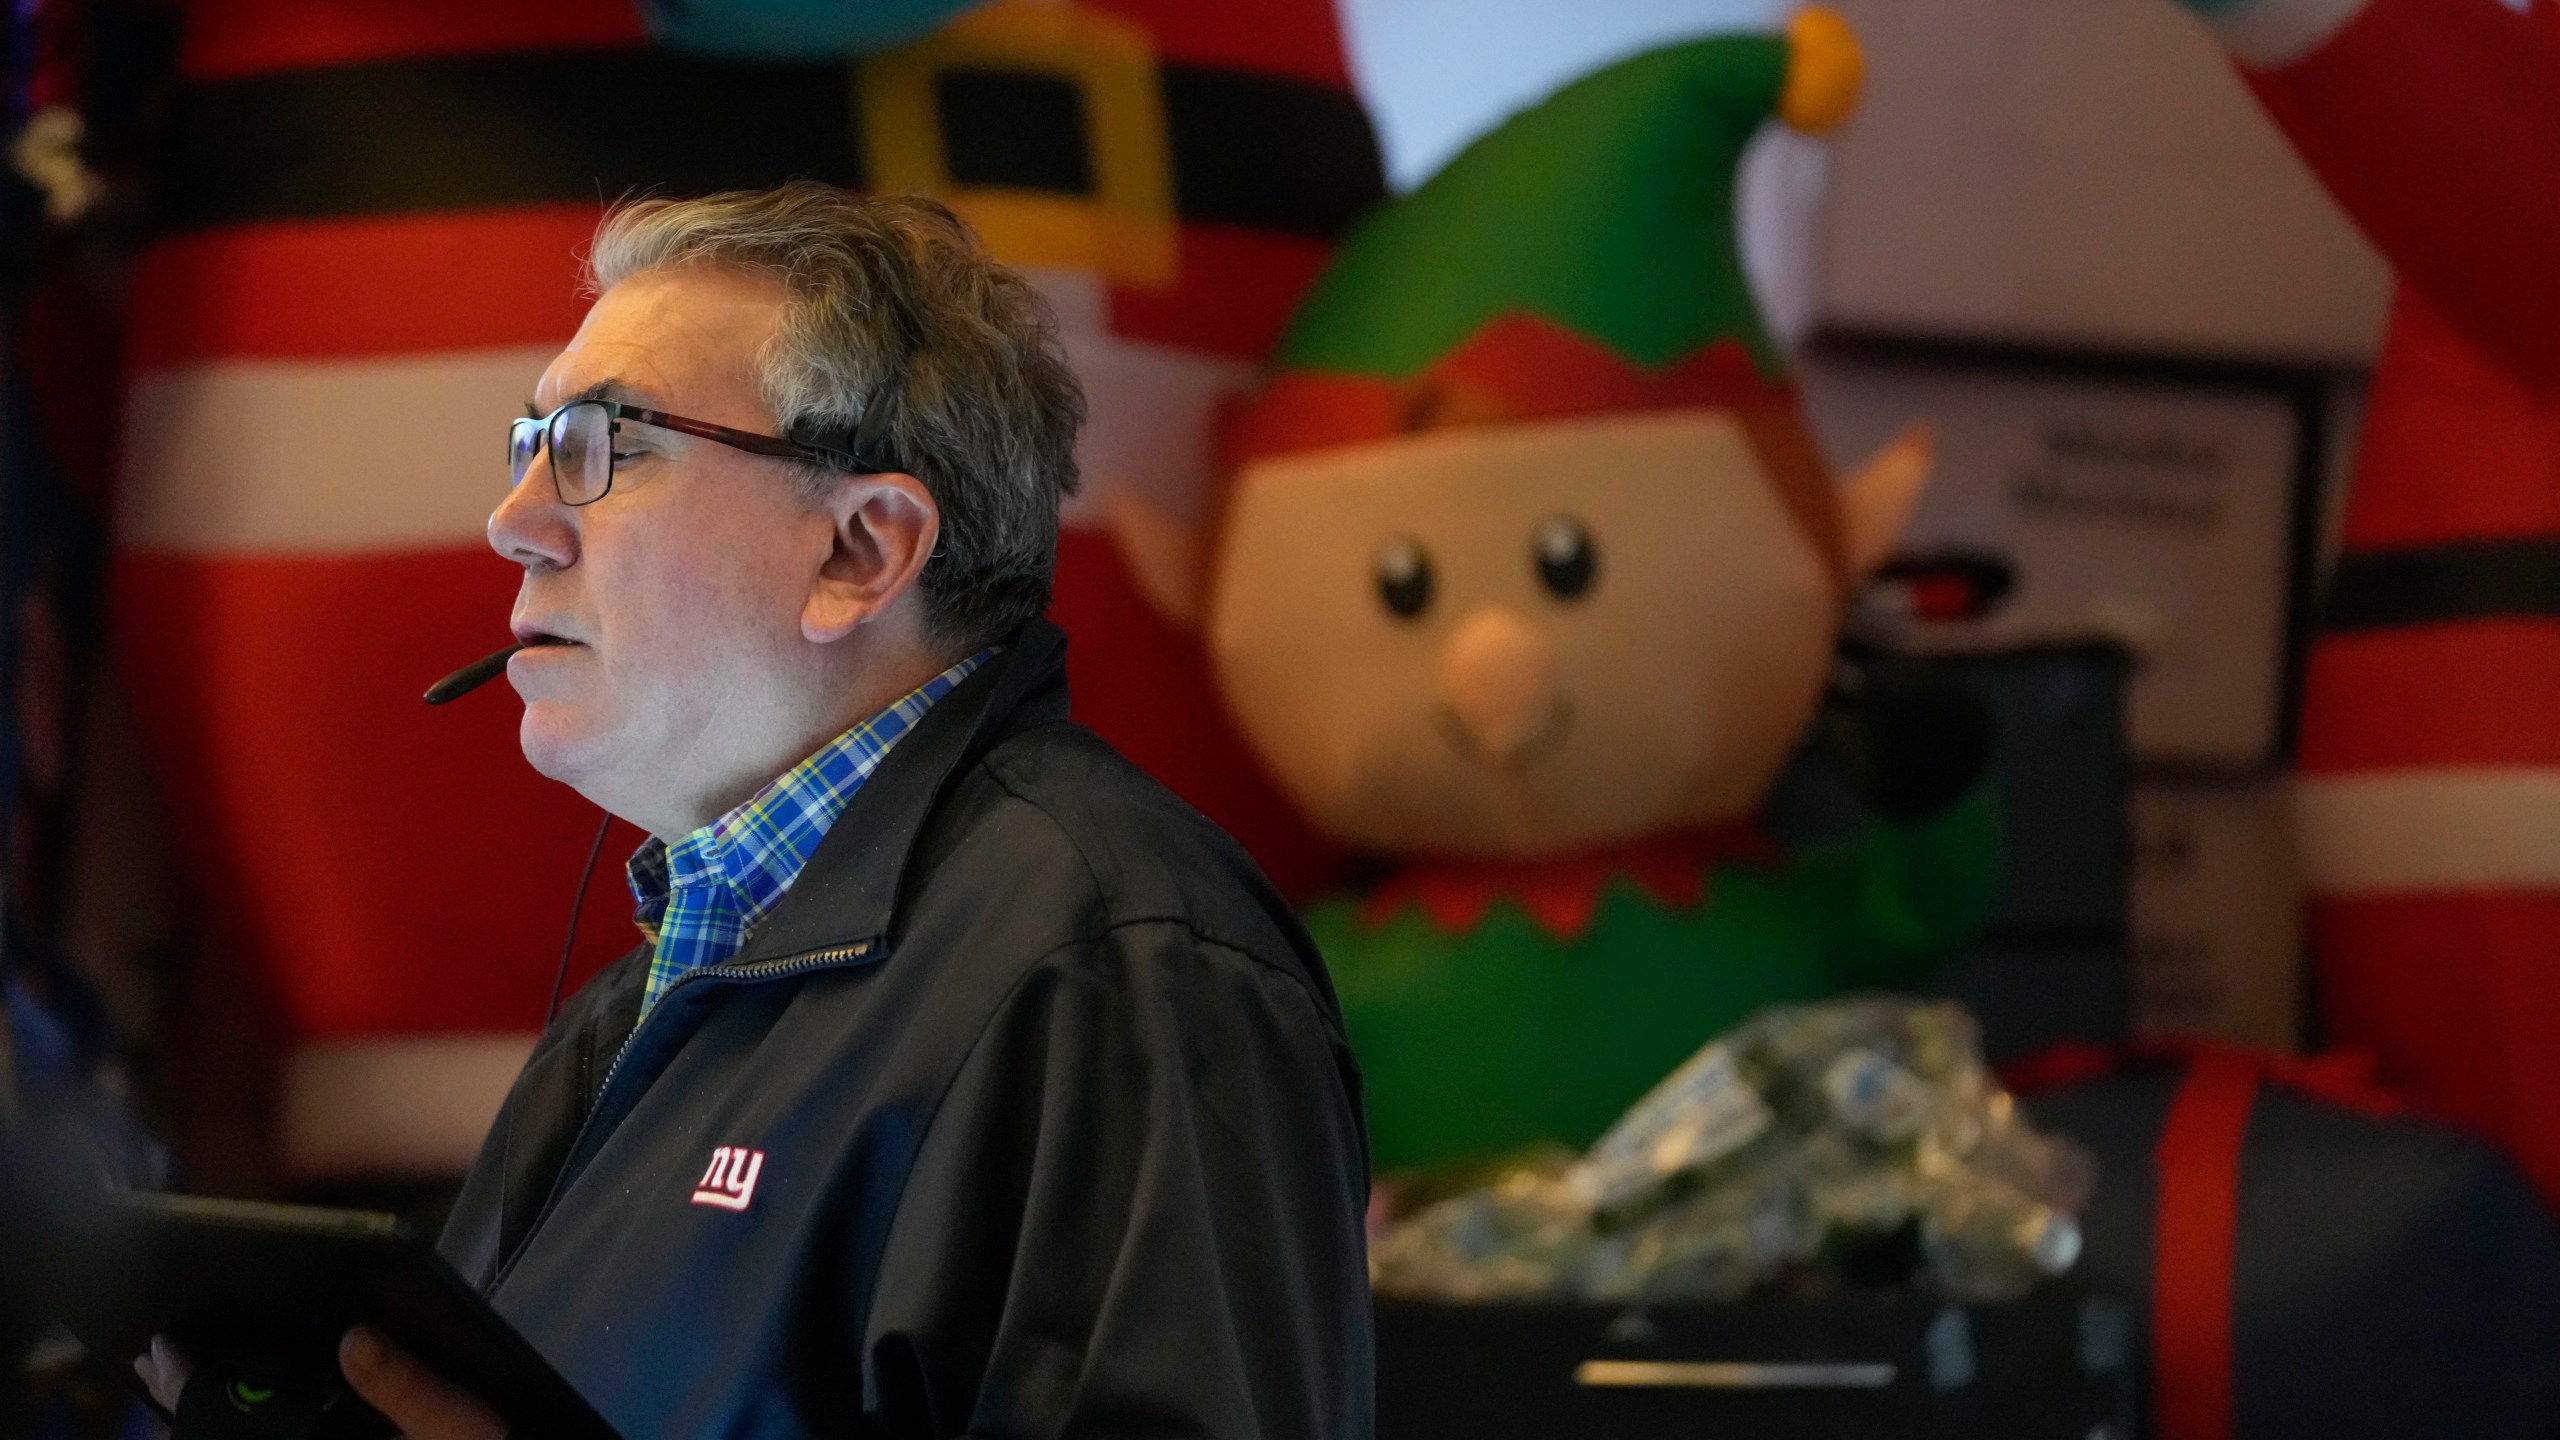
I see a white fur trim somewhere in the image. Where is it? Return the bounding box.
[121,348,555,555]
[2297,768,2560,895]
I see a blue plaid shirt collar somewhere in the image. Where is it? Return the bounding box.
[627,649,991,1013]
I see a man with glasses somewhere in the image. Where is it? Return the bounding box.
[146,184,1373,1438]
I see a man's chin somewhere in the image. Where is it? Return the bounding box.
[517,707,603,787]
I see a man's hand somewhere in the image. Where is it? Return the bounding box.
[133,1329,506,1440]
[339,1326,507,1440]
[135,1335,190,1412]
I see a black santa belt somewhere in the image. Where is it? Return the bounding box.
[157,47,1383,240]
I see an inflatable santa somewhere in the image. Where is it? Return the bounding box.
[118,0,1379,1181]
[2165,0,2560,1197]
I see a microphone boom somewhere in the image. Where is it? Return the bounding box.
[425,644,526,705]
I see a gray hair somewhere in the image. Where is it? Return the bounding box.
[586,184,1084,650]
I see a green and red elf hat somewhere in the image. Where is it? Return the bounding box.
[1224,8,1866,583]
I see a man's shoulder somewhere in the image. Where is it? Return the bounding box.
[910,718,1324,990]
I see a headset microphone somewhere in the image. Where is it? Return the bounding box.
[418,640,611,1025]
[423,644,525,705]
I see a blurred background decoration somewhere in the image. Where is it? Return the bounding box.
[7,0,2560,1435]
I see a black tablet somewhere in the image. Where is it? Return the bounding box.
[32,1189,620,1440]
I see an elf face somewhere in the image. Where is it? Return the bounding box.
[1207,410,1841,859]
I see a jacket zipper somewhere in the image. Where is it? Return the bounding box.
[486,939,880,1293]
[582,942,875,1108]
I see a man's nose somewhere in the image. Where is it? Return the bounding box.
[1435,603,1560,765]
[488,448,577,570]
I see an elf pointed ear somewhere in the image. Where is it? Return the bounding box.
[1840,421,1935,582]
[1104,486,1208,632]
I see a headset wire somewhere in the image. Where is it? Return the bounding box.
[546,808,615,1029]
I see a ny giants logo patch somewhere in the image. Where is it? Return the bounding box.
[691,1146,766,1211]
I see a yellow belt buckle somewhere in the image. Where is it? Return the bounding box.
[856,0,1181,292]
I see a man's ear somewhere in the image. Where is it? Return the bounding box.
[804,471,939,644]
[1840,421,1935,582]
[1104,486,1207,632]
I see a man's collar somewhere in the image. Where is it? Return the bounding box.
[723,616,1073,968]
[623,647,992,934]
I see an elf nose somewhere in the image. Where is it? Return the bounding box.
[1436,604,1559,764]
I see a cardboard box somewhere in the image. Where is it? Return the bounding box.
[1815,0,2389,362]
[1804,347,2321,772]
[2128,779,2304,1049]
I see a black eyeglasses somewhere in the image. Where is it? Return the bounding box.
[507,396,899,507]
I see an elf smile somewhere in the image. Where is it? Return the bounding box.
[1434,695,1575,772]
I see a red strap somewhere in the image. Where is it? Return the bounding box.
[2005,1039,2402,1118]
[2151,1049,2260,1440]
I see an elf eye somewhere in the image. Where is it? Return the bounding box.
[1532,515,1597,600]
[1374,535,1434,620]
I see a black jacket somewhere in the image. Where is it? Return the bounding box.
[439,621,1374,1439]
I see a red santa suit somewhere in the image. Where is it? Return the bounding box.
[2199,0,2560,1196]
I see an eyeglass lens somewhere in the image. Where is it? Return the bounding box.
[507,402,615,506]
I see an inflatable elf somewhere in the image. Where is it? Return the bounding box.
[1115,17,2003,1176]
